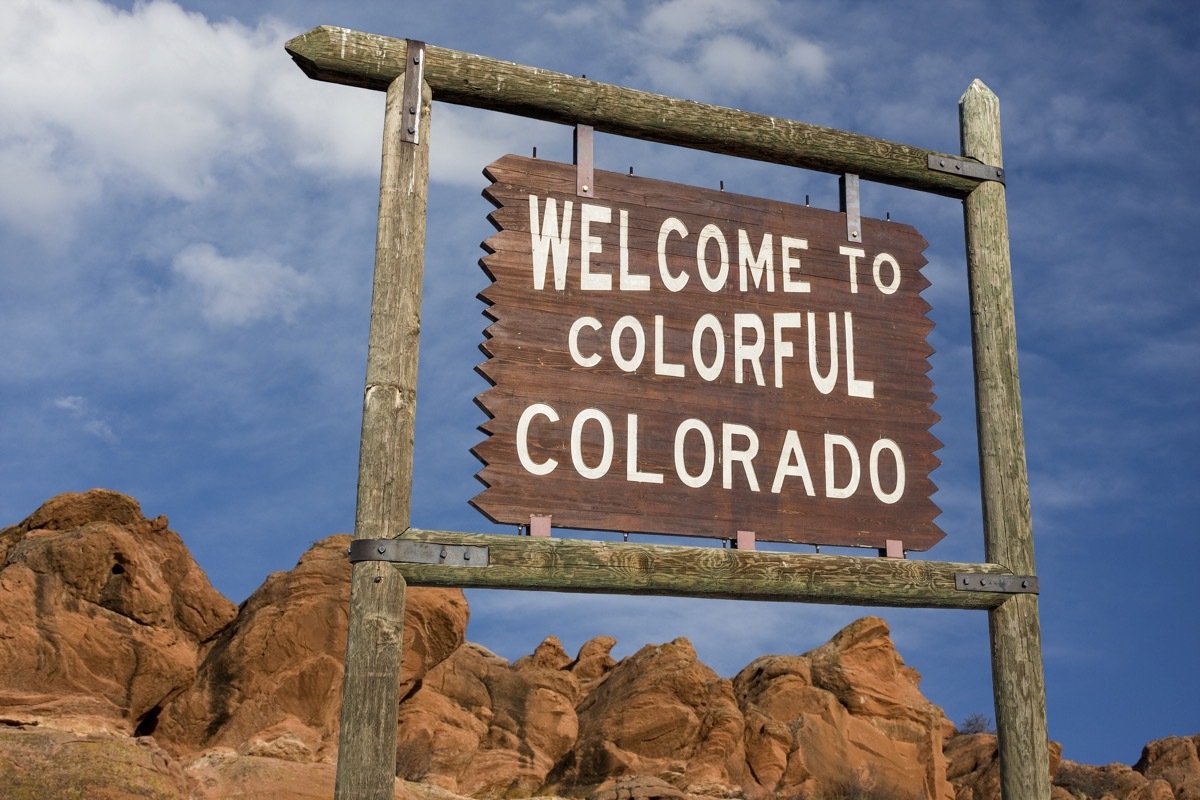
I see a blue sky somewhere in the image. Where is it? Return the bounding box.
[2,0,1196,769]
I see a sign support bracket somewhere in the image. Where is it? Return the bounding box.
[840,173,861,242]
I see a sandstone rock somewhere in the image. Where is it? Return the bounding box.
[0,726,194,799]
[155,534,468,761]
[1054,759,1175,800]
[587,775,685,800]
[736,616,954,800]
[1135,735,1200,800]
[946,732,1062,800]
[550,637,746,797]
[0,490,236,735]
[394,639,581,797]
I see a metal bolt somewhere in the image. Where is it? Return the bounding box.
[374,575,382,583]
[1022,580,1029,588]
[464,552,471,560]
[413,55,421,64]
[409,106,417,114]
[581,184,590,193]
[851,230,859,238]
[377,545,386,555]
[439,549,447,559]
[939,160,946,167]
[962,577,970,586]
[407,127,416,135]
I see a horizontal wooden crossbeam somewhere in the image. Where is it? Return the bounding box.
[393,529,1017,610]
[285,26,982,198]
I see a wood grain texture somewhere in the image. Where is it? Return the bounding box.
[335,73,432,800]
[473,155,943,551]
[961,79,1050,800]
[391,529,1017,610]
[285,26,982,198]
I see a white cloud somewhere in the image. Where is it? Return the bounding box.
[172,243,313,325]
[51,394,117,443]
[0,0,382,240]
[537,0,828,103]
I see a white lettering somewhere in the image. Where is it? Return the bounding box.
[626,414,664,484]
[516,403,559,475]
[657,217,689,292]
[568,317,602,368]
[610,315,645,373]
[618,209,649,291]
[570,408,614,479]
[696,224,729,292]
[772,312,803,389]
[580,203,612,291]
[529,195,573,290]
[824,433,861,499]
[782,236,811,293]
[771,430,816,495]
[869,439,905,503]
[808,311,838,395]
[674,418,714,488]
[654,315,685,377]
[844,312,875,398]
[840,245,866,294]
[873,252,900,295]
[692,313,725,382]
[722,423,761,491]
[734,313,766,386]
[738,230,774,292]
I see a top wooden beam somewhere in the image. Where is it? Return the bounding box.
[286,26,981,198]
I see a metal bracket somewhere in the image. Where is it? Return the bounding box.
[349,538,488,567]
[839,174,861,242]
[734,530,756,550]
[928,154,1005,185]
[529,514,552,537]
[879,539,905,559]
[955,573,1039,594]
[574,124,594,197]
[399,40,426,144]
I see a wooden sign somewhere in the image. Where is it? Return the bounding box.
[473,155,943,551]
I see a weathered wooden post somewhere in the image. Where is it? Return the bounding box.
[961,79,1050,799]
[335,52,432,800]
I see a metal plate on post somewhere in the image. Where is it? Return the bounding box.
[399,40,426,144]
[349,538,489,567]
[954,573,1039,594]
[928,154,1005,184]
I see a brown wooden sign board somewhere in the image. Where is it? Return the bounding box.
[473,155,943,551]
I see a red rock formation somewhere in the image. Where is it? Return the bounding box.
[0,490,236,735]
[736,617,954,800]
[2,492,1198,800]
[154,533,468,762]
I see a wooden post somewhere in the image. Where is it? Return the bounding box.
[960,79,1050,800]
[334,69,432,800]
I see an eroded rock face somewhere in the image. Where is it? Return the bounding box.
[0,490,236,735]
[736,616,954,800]
[155,534,469,762]
[1135,735,1200,800]
[551,637,746,798]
